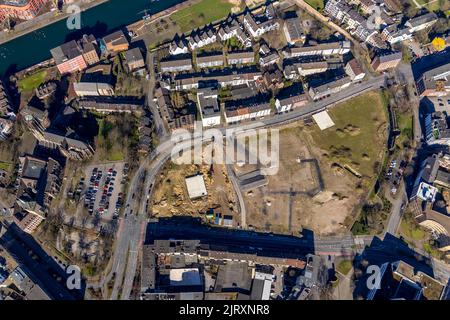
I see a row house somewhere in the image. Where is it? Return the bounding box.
[227,50,254,65]
[217,15,252,48]
[196,53,224,69]
[77,34,100,66]
[188,25,217,50]
[169,36,189,55]
[224,98,271,124]
[275,92,308,113]
[283,41,351,58]
[284,61,329,78]
[308,76,352,101]
[160,56,193,73]
[174,68,262,90]
[77,97,143,114]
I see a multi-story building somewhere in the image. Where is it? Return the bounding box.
[416,62,450,97]
[0,0,49,24]
[50,40,87,75]
[243,6,279,38]
[405,12,438,33]
[308,76,352,101]
[381,24,412,44]
[370,51,402,72]
[160,56,193,73]
[283,17,305,45]
[102,30,129,53]
[227,50,254,65]
[345,58,365,81]
[283,41,351,58]
[197,88,221,127]
[196,53,224,69]
[77,34,100,66]
[224,96,271,124]
[275,91,308,113]
[188,25,217,50]
[73,82,115,97]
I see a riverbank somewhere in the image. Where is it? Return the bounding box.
[0,0,110,46]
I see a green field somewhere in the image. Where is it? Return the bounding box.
[304,0,325,10]
[18,70,47,93]
[0,161,11,171]
[310,91,388,179]
[170,0,235,33]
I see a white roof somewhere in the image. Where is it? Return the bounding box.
[169,268,202,286]
[312,111,335,130]
[185,174,207,199]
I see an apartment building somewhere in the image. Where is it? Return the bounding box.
[50,40,87,75]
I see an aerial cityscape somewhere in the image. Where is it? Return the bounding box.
[0,0,449,305]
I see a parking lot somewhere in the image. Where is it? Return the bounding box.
[385,158,407,196]
[83,162,129,221]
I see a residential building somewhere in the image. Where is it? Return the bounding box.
[308,76,352,101]
[160,56,192,73]
[50,40,87,75]
[424,112,450,146]
[78,97,143,114]
[154,86,195,131]
[0,80,13,115]
[77,34,100,66]
[169,36,189,55]
[224,96,271,124]
[405,12,438,33]
[197,88,220,127]
[243,7,280,38]
[275,90,308,113]
[283,17,305,45]
[283,41,351,58]
[367,260,446,300]
[102,30,129,53]
[0,0,49,24]
[381,24,412,44]
[416,62,450,97]
[227,50,254,65]
[218,15,241,41]
[173,67,262,91]
[0,117,13,141]
[124,47,145,72]
[259,51,279,67]
[35,81,57,99]
[262,66,284,91]
[296,61,329,76]
[73,82,115,97]
[188,25,217,50]
[196,53,224,69]
[370,51,402,72]
[39,131,94,160]
[345,58,365,81]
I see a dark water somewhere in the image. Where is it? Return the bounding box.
[0,0,183,76]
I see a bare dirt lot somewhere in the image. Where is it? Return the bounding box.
[242,91,388,236]
[152,158,239,226]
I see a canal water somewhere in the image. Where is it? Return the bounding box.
[0,0,183,76]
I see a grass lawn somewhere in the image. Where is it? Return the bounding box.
[400,219,426,240]
[410,0,448,11]
[397,111,413,147]
[336,260,352,275]
[170,0,235,33]
[304,0,325,10]
[0,161,11,171]
[309,91,388,179]
[18,70,47,93]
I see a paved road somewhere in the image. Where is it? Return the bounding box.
[385,183,408,235]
